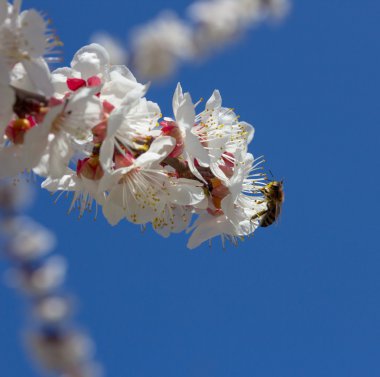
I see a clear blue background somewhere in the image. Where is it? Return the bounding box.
[1,1,380,376]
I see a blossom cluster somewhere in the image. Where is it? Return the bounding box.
[0,1,271,249]
[127,0,290,78]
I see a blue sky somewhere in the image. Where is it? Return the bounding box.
[1,0,380,376]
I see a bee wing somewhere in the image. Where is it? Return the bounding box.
[274,201,283,223]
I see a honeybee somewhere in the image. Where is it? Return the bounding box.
[251,180,284,227]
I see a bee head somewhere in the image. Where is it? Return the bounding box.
[266,180,284,201]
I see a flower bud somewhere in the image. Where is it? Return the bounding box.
[161,120,184,157]
[114,151,135,168]
[76,157,104,180]
[5,118,33,144]
[27,328,93,373]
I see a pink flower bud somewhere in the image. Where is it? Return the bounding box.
[210,178,230,210]
[92,121,107,144]
[114,151,135,169]
[160,120,184,158]
[76,157,104,180]
[66,78,86,91]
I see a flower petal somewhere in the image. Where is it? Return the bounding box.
[71,43,110,79]
[135,136,175,168]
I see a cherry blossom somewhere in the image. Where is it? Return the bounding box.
[100,136,175,225]
[131,12,194,79]
[0,1,282,249]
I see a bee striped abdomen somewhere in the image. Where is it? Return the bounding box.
[260,205,277,227]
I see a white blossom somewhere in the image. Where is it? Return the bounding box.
[9,256,66,295]
[36,87,102,179]
[187,150,266,248]
[194,89,254,183]
[0,104,63,178]
[0,0,60,67]
[42,171,106,219]
[27,330,94,372]
[131,12,194,79]
[125,0,290,79]
[51,43,110,98]
[152,177,207,237]
[52,44,147,108]
[99,96,161,171]
[101,136,175,225]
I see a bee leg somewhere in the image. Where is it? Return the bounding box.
[250,209,267,222]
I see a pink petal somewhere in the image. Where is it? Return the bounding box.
[66,78,86,91]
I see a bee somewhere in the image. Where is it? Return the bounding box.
[251,180,284,227]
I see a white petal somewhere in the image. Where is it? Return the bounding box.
[106,109,125,138]
[19,10,47,58]
[101,66,147,107]
[108,65,137,82]
[184,150,207,184]
[63,87,103,138]
[187,213,231,249]
[185,129,209,165]
[22,58,54,97]
[172,82,184,119]
[240,121,254,144]
[51,67,74,97]
[176,92,194,131]
[71,43,110,79]
[99,138,115,172]
[177,93,209,167]
[221,195,257,236]
[98,169,131,193]
[102,187,125,226]
[206,89,222,110]
[42,173,77,192]
[119,83,149,107]
[168,178,206,206]
[0,105,62,178]
[135,136,175,167]
[153,205,192,238]
[47,133,72,179]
